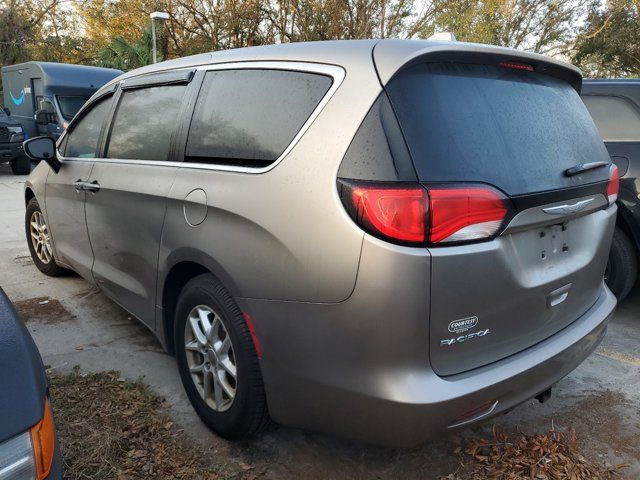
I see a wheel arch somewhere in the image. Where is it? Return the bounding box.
[25,186,35,206]
[159,249,242,355]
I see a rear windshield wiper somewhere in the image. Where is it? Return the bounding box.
[565,161,610,177]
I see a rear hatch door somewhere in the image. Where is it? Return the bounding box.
[384,59,615,376]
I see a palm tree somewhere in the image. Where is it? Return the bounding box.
[97,28,153,71]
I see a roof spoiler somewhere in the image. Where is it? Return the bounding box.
[373,40,583,92]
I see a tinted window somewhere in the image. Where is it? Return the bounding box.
[57,96,87,121]
[106,84,187,161]
[386,63,610,196]
[186,69,332,166]
[338,93,416,182]
[583,95,640,142]
[64,96,112,158]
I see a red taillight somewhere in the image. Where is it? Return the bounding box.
[428,186,509,243]
[339,180,510,246]
[498,61,534,72]
[607,164,620,203]
[350,185,428,244]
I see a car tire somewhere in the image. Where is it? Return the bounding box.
[174,274,270,440]
[25,198,67,276]
[605,227,637,302]
[10,155,30,175]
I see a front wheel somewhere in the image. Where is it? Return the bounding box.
[25,198,67,276]
[10,155,30,175]
[605,227,638,302]
[174,274,270,440]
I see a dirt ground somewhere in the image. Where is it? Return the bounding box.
[1,165,639,479]
[47,369,627,479]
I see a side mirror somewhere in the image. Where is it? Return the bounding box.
[23,136,61,173]
[34,109,56,126]
[2,107,10,116]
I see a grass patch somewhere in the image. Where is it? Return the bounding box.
[443,425,628,480]
[49,367,235,479]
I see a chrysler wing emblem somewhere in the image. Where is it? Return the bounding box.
[542,198,594,215]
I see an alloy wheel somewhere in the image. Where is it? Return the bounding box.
[184,305,237,412]
[30,210,52,264]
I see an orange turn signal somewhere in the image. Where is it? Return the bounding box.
[29,398,55,480]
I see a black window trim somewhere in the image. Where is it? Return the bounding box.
[57,62,345,172]
[120,69,196,90]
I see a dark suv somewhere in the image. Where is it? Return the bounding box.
[582,79,640,301]
[0,108,28,174]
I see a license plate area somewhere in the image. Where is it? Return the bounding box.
[539,223,570,263]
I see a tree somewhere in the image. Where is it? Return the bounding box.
[263,0,420,42]
[422,0,588,54]
[572,0,640,77]
[0,0,34,66]
[97,27,155,70]
[78,0,166,59]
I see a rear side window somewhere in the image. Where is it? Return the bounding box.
[386,63,610,196]
[583,95,640,142]
[186,69,332,167]
[338,93,416,182]
[106,84,187,161]
[64,96,113,158]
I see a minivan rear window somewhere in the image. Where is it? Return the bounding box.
[185,69,332,167]
[386,63,610,196]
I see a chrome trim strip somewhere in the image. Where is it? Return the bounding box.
[57,61,346,174]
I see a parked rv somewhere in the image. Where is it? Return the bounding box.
[1,62,122,140]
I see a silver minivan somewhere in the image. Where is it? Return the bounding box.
[23,39,617,446]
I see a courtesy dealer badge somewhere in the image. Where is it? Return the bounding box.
[440,316,491,346]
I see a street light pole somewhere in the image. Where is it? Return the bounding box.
[151,18,157,64]
[150,11,170,64]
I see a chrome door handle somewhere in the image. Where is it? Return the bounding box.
[84,180,100,193]
[73,180,101,193]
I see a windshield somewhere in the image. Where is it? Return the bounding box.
[57,96,88,121]
[386,63,610,196]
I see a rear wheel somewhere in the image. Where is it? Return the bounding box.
[605,227,637,302]
[174,274,269,440]
[10,155,30,175]
[25,198,67,276]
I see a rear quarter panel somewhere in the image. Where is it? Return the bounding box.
[158,60,382,303]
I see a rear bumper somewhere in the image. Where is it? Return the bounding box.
[240,276,614,447]
[0,142,23,163]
